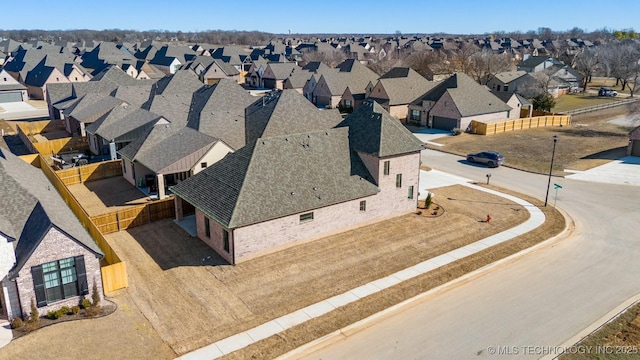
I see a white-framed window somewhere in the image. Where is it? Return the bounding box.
[32,256,88,307]
[411,109,420,121]
[384,161,390,175]
[396,174,402,188]
[408,186,414,199]
[359,200,366,212]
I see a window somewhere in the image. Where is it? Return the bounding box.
[201,162,207,169]
[32,256,88,307]
[223,230,230,252]
[383,161,390,175]
[503,85,509,92]
[204,217,210,238]
[344,99,352,108]
[396,174,402,188]
[408,186,414,199]
[411,109,420,121]
[359,200,366,212]
[496,85,501,91]
[300,212,314,223]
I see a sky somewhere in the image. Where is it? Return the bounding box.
[2,0,639,35]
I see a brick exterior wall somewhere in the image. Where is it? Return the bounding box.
[194,151,421,263]
[1,279,21,320]
[11,227,103,319]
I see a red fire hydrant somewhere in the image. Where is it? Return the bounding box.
[486,214,492,224]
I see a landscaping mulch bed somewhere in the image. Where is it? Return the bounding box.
[10,300,117,340]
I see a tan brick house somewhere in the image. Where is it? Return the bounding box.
[0,148,103,321]
[171,100,424,264]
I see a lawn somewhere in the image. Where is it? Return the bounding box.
[432,103,638,174]
[552,93,622,113]
[561,301,640,360]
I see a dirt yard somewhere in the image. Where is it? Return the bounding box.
[0,292,176,360]
[99,184,529,355]
[67,177,154,216]
[561,302,640,360]
[0,183,565,360]
[432,102,639,174]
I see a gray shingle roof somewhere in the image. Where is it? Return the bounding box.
[493,70,528,84]
[170,127,379,229]
[244,89,342,145]
[66,94,126,123]
[413,73,512,117]
[372,67,436,105]
[0,147,103,278]
[119,124,218,173]
[336,100,424,158]
[85,106,163,143]
[187,78,256,150]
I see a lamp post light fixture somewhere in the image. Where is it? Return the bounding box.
[544,135,559,207]
[486,173,492,185]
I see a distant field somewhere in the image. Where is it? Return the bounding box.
[552,94,621,113]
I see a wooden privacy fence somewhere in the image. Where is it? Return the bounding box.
[35,154,128,293]
[17,123,88,155]
[470,115,572,135]
[90,197,176,234]
[55,160,123,185]
[15,120,65,135]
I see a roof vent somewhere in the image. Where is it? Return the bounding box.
[290,192,295,195]
[313,187,318,191]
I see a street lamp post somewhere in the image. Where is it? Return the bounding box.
[544,135,559,207]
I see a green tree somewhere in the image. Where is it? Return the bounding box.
[532,93,556,112]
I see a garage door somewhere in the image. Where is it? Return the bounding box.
[0,92,23,103]
[432,116,458,131]
[632,140,640,157]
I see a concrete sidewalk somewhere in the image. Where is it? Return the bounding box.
[565,156,640,186]
[178,172,546,360]
[0,321,11,349]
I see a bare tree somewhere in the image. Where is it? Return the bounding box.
[574,47,599,91]
[301,49,345,68]
[468,50,513,84]
[601,42,640,92]
[519,72,553,99]
[449,42,480,74]
[404,50,447,80]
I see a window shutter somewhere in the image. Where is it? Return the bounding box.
[75,256,89,295]
[31,265,47,307]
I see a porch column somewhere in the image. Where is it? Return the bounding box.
[109,142,117,161]
[175,197,184,221]
[157,174,166,199]
[80,122,86,137]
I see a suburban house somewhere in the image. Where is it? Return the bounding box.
[313,59,379,109]
[517,56,561,73]
[118,123,232,200]
[148,44,198,75]
[200,59,240,85]
[170,100,424,264]
[210,46,252,72]
[0,69,28,103]
[186,78,257,150]
[85,105,167,159]
[486,70,535,93]
[262,63,300,90]
[367,67,436,120]
[283,62,332,94]
[408,72,512,130]
[244,89,342,145]
[79,42,138,75]
[490,91,534,118]
[245,57,268,88]
[63,94,127,137]
[0,147,104,321]
[628,126,640,157]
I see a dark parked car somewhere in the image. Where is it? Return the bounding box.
[466,151,505,168]
[598,87,618,97]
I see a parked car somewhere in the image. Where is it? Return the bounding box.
[598,87,618,97]
[466,151,505,168]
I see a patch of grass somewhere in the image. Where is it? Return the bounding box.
[552,94,621,113]
[561,301,640,360]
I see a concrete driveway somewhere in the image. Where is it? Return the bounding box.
[0,102,48,120]
[406,125,452,145]
[565,156,640,186]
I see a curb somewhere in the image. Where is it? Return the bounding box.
[278,205,574,360]
[542,293,640,360]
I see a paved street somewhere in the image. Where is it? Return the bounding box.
[300,149,640,359]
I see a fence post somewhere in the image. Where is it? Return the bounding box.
[116,212,120,232]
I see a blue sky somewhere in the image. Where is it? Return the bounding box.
[3,0,638,35]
